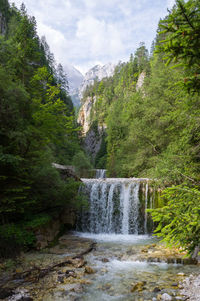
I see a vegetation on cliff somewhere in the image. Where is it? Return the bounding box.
[81,0,200,255]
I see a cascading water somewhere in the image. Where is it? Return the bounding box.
[78,177,153,234]
[95,169,106,178]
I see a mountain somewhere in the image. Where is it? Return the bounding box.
[64,64,84,107]
[64,63,116,107]
[79,63,115,99]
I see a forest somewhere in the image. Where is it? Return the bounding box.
[0,0,91,257]
[0,0,199,260]
[82,0,200,256]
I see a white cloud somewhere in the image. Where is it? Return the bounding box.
[12,0,175,73]
[167,0,176,9]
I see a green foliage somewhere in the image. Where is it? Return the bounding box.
[72,151,92,176]
[156,0,200,92]
[95,134,107,168]
[148,185,200,255]
[80,5,200,254]
[0,3,84,257]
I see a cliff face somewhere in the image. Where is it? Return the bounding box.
[78,71,145,161]
[77,96,97,135]
[77,96,106,159]
[79,63,115,99]
[136,71,146,91]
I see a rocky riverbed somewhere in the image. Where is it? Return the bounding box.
[0,233,199,301]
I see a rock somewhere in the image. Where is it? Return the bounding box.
[161,293,172,300]
[57,274,65,283]
[101,258,109,263]
[153,287,161,292]
[131,281,146,292]
[73,258,86,268]
[171,283,178,287]
[141,248,148,253]
[70,284,84,293]
[65,270,76,278]
[177,273,185,276]
[0,288,13,299]
[100,268,108,273]
[102,283,112,290]
[84,266,95,274]
[19,298,33,301]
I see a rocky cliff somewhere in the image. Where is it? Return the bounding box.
[78,70,145,161]
[77,95,107,159]
[79,63,115,99]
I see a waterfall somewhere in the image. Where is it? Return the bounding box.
[96,169,106,179]
[144,183,148,234]
[78,178,152,234]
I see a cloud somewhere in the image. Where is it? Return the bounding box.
[167,0,176,9]
[13,0,175,73]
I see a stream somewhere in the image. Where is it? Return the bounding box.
[68,232,199,301]
[6,170,199,301]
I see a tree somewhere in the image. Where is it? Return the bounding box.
[157,0,200,92]
[56,63,69,92]
[148,185,200,256]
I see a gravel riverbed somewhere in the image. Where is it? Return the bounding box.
[180,274,200,301]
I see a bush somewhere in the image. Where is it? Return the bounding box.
[148,185,200,256]
[0,223,36,258]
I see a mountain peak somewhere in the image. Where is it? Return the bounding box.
[79,63,116,99]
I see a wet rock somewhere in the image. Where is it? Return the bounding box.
[102,283,112,290]
[141,248,148,253]
[100,268,108,273]
[73,258,86,268]
[177,273,185,276]
[101,258,109,263]
[57,274,65,283]
[70,284,84,293]
[65,270,76,278]
[0,288,13,299]
[84,266,95,274]
[161,293,172,300]
[153,287,161,293]
[171,283,178,287]
[131,281,146,292]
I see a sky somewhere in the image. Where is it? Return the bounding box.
[12,0,176,75]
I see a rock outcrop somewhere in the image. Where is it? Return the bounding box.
[35,208,77,250]
[77,96,97,135]
[77,96,106,159]
[136,71,146,91]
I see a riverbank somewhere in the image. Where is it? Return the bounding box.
[180,274,200,301]
[0,233,199,301]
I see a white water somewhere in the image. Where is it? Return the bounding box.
[79,177,151,234]
[96,169,106,178]
[75,232,151,243]
[144,182,148,234]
